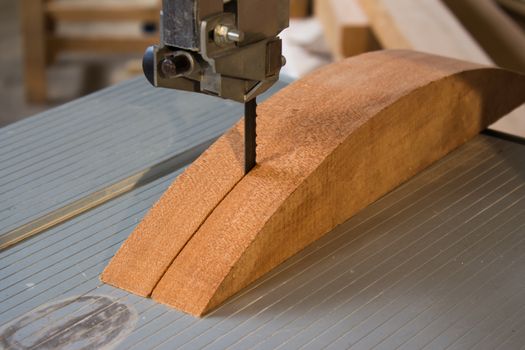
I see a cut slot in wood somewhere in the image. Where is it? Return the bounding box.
[102,49,525,316]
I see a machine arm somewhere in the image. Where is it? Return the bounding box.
[143,0,289,103]
[143,0,290,173]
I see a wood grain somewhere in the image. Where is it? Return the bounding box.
[102,50,525,316]
[357,0,525,138]
[101,125,246,296]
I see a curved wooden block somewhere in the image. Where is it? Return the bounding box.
[102,50,525,316]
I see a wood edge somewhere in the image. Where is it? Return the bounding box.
[199,68,525,315]
[100,122,246,297]
[357,0,412,49]
[151,59,525,316]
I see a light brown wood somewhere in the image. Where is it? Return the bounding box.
[46,2,159,22]
[441,0,525,73]
[102,50,525,316]
[19,0,161,103]
[290,0,311,18]
[358,0,492,64]
[315,0,379,59]
[101,126,246,297]
[315,0,492,62]
[357,0,525,138]
[20,0,48,103]
[48,36,158,55]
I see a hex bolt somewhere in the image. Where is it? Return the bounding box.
[159,52,195,79]
[226,29,243,42]
[214,25,244,46]
[160,58,178,79]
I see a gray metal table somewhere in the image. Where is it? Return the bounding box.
[1,77,524,350]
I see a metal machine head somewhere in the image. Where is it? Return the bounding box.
[143,0,290,103]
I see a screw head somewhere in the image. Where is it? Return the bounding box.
[214,25,244,47]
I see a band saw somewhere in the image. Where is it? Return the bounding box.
[142,0,290,173]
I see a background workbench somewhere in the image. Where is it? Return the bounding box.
[1,77,525,349]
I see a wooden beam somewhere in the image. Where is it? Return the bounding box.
[357,0,525,137]
[290,0,311,18]
[358,0,492,64]
[48,36,158,55]
[101,50,525,316]
[441,0,525,73]
[497,0,525,17]
[45,2,160,23]
[315,0,380,59]
[20,0,48,103]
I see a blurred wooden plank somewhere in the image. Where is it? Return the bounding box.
[358,0,492,64]
[315,0,379,59]
[20,0,48,103]
[358,0,525,137]
[442,0,525,73]
[48,36,158,54]
[290,0,311,17]
[315,0,490,62]
[498,0,525,16]
[46,2,160,22]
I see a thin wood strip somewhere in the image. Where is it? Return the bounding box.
[0,140,214,252]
